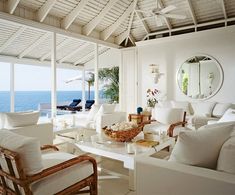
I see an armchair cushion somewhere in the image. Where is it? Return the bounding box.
[169,123,234,169]
[154,108,184,124]
[86,104,101,122]
[0,129,43,175]
[171,101,191,115]
[217,136,235,174]
[31,152,93,195]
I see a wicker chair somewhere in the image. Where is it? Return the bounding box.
[0,135,97,195]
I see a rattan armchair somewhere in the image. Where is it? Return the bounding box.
[0,145,97,195]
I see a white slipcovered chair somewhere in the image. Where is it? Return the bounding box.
[0,130,97,195]
[143,107,187,137]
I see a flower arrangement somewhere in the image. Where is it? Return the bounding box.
[147,88,159,108]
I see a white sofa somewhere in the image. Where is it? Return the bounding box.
[136,122,235,195]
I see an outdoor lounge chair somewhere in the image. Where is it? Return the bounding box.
[71,100,95,111]
[57,99,81,110]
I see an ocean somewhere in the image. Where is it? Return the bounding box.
[0,91,97,112]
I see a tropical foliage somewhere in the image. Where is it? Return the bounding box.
[99,66,119,103]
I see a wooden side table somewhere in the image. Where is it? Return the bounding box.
[128,114,151,125]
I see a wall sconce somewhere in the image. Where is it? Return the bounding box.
[149,64,164,84]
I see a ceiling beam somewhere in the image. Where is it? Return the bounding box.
[61,0,87,30]
[7,0,20,14]
[220,0,227,20]
[18,33,50,58]
[187,0,197,25]
[59,42,91,63]
[101,1,135,40]
[115,31,129,45]
[158,0,172,30]
[83,0,118,36]
[36,0,57,22]
[40,38,71,61]
[0,26,25,53]
[135,6,150,34]
[128,34,136,46]
[0,11,120,49]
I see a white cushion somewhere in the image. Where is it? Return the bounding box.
[191,102,216,117]
[218,108,235,123]
[171,101,190,115]
[169,123,234,169]
[212,103,231,118]
[0,129,43,175]
[86,104,101,122]
[99,104,116,114]
[0,113,4,129]
[157,101,172,108]
[31,152,93,195]
[217,136,235,174]
[4,111,40,128]
[155,108,184,124]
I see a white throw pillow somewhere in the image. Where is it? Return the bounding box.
[218,108,235,123]
[157,101,172,108]
[100,104,116,114]
[191,102,216,117]
[4,111,40,128]
[217,136,235,174]
[86,104,101,122]
[0,113,4,129]
[212,103,231,118]
[155,108,184,124]
[171,101,190,115]
[0,129,43,175]
[169,123,234,169]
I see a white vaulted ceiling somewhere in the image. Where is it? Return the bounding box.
[0,0,234,67]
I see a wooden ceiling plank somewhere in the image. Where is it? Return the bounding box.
[220,0,227,20]
[61,0,88,30]
[83,0,119,36]
[187,0,197,25]
[7,0,20,14]
[0,26,25,53]
[18,33,50,59]
[59,42,91,63]
[37,0,57,22]
[101,1,135,41]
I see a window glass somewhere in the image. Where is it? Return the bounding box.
[0,62,10,112]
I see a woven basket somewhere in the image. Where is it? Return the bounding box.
[103,125,143,142]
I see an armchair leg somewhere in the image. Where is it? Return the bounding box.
[90,181,98,195]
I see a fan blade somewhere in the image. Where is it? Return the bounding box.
[164,13,186,19]
[155,16,163,27]
[161,5,176,13]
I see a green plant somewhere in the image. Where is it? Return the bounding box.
[98,66,119,103]
[182,74,188,95]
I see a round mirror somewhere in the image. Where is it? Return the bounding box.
[177,55,223,99]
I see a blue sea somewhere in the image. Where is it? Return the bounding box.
[0,91,100,112]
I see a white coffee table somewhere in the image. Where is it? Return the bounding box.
[74,133,175,190]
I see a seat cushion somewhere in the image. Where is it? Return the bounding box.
[212,103,231,118]
[218,108,235,123]
[217,136,235,174]
[0,129,43,175]
[169,123,234,169]
[31,152,94,195]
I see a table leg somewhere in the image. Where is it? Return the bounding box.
[129,170,136,191]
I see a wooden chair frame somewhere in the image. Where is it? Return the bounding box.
[0,145,97,195]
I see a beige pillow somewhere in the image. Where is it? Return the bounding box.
[191,102,216,117]
[0,129,43,175]
[217,136,235,174]
[212,103,231,118]
[4,111,40,128]
[169,123,234,169]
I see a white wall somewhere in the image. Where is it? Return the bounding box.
[137,26,235,107]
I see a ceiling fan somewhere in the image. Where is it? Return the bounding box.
[135,0,186,27]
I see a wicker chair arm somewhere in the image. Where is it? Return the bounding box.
[27,155,97,183]
[167,121,187,137]
[40,145,59,151]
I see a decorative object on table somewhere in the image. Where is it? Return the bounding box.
[135,139,159,147]
[128,113,151,125]
[149,64,164,84]
[137,107,143,114]
[146,88,160,108]
[103,121,143,142]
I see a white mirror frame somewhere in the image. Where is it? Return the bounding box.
[177,54,224,100]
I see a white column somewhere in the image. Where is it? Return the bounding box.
[51,32,57,118]
[94,43,99,104]
[10,63,14,112]
[82,67,86,112]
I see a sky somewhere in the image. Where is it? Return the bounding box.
[0,62,93,91]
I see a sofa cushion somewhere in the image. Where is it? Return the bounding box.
[86,104,101,122]
[31,152,93,195]
[4,111,40,128]
[191,102,216,117]
[212,103,231,118]
[0,129,43,175]
[155,108,184,125]
[218,108,235,123]
[217,136,235,174]
[171,101,191,115]
[169,123,234,169]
